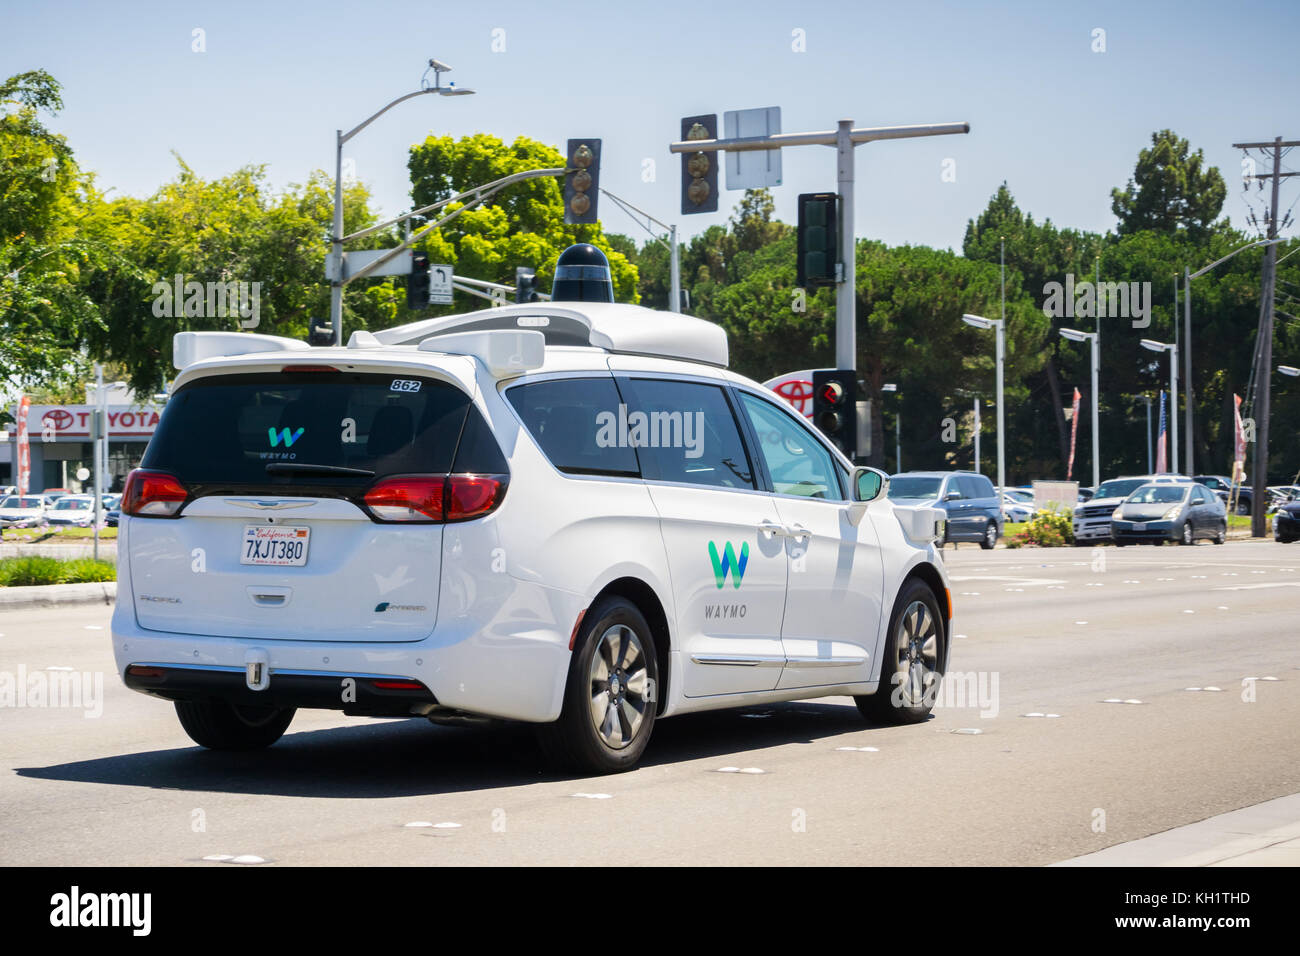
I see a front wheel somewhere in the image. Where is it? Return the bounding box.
[855,579,945,725]
[1179,522,1194,546]
[979,520,998,550]
[175,698,295,750]
[537,596,658,774]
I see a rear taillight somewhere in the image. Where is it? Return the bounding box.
[121,469,188,518]
[446,475,506,521]
[361,474,507,523]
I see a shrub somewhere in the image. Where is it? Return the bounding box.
[1005,509,1075,548]
[0,556,116,586]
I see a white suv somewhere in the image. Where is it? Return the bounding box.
[112,302,951,773]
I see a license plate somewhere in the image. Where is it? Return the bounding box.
[1131,522,1146,531]
[241,525,310,566]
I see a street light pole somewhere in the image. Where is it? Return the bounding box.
[1060,328,1100,488]
[329,61,475,346]
[1141,338,1179,471]
[963,314,1005,519]
[973,399,980,475]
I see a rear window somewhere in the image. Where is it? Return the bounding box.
[142,371,500,489]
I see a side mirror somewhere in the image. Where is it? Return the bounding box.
[851,466,885,502]
[848,467,886,527]
[944,491,961,501]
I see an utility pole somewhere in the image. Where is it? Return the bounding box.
[1235,135,1300,536]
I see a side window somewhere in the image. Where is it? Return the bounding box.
[616,378,755,490]
[1192,488,1206,505]
[943,479,963,500]
[505,377,639,477]
[737,392,844,501]
[964,476,993,500]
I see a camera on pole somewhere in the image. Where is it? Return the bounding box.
[812,369,857,459]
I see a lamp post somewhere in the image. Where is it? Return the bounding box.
[1181,237,1285,474]
[963,313,1005,516]
[1059,327,1099,489]
[330,59,475,346]
[1141,338,1179,473]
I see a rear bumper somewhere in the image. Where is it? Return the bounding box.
[123,662,437,717]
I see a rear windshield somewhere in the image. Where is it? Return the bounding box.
[142,371,502,489]
[888,476,942,499]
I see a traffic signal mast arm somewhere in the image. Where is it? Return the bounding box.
[336,165,568,286]
[667,121,970,154]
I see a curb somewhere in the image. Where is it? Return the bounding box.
[0,582,116,611]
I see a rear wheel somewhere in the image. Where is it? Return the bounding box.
[979,520,998,550]
[855,578,945,725]
[1213,522,1227,545]
[175,699,295,750]
[537,596,658,774]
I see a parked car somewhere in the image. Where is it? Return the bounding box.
[105,506,120,528]
[1274,497,1300,542]
[1191,474,1251,514]
[41,487,72,501]
[889,470,1003,549]
[0,494,49,528]
[1072,474,1191,543]
[112,304,953,774]
[1076,486,1095,502]
[1111,482,1226,546]
[1001,493,1035,523]
[46,495,96,527]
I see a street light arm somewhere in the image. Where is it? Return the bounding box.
[340,88,436,146]
[1189,237,1285,279]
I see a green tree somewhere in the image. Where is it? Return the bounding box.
[1111,130,1227,241]
[406,133,637,306]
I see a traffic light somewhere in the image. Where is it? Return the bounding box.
[812,369,857,459]
[516,266,539,304]
[407,252,430,308]
[307,319,333,346]
[680,114,719,215]
[564,139,601,225]
[797,193,838,287]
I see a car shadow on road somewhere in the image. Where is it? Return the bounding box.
[16,700,899,798]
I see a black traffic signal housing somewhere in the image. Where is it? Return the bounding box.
[516,267,539,304]
[564,139,601,225]
[680,114,719,215]
[307,319,334,346]
[812,369,857,459]
[797,193,838,287]
[407,252,430,309]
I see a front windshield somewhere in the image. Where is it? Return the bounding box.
[53,498,90,511]
[888,476,943,499]
[1126,485,1188,505]
[1095,479,1147,499]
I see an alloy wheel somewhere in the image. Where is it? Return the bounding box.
[890,600,939,708]
[587,624,650,750]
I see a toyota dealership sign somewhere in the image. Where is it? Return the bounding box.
[28,405,161,439]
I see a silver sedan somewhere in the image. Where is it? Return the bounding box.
[1110,482,1227,546]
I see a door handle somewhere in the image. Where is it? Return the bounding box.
[759,520,790,538]
[786,523,810,541]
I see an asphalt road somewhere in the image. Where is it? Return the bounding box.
[2,539,1298,866]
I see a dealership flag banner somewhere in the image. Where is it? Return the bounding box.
[15,396,30,496]
[1155,389,1168,474]
[1066,387,1081,479]
[1232,393,1247,485]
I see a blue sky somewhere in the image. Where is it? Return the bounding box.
[4,0,1299,251]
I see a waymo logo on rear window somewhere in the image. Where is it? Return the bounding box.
[268,426,304,448]
[708,541,749,589]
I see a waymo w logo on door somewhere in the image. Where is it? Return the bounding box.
[268,426,304,448]
[709,541,749,589]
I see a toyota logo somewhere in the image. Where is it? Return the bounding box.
[42,409,74,430]
[773,379,814,417]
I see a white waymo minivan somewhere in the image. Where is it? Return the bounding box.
[112,303,951,773]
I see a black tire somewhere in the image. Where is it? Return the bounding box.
[979,520,998,550]
[174,698,295,750]
[1237,501,1250,516]
[855,578,945,725]
[1213,522,1227,545]
[537,596,659,775]
[1178,522,1194,546]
